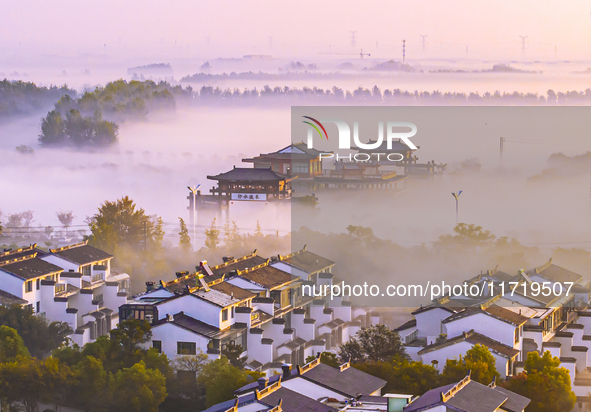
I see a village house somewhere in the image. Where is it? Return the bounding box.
[204,356,391,412]
[120,247,372,375]
[0,242,130,346]
[395,258,591,406]
[403,374,530,412]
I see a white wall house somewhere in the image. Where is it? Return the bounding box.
[0,242,130,346]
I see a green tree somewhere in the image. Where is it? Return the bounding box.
[339,324,408,363]
[72,355,109,412]
[65,108,93,146]
[42,356,76,412]
[0,356,45,412]
[178,217,191,251]
[0,305,72,358]
[221,342,245,369]
[111,361,167,412]
[39,110,67,146]
[0,325,30,362]
[354,359,439,395]
[87,196,160,253]
[198,358,263,407]
[441,344,500,385]
[503,351,575,412]
[305,352,340,368]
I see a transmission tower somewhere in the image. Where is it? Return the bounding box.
[350,31,357,48]
[420,34,427,52]
[519,35,528,55]
[402,39,406,63]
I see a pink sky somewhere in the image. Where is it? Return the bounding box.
[2,0,590,59]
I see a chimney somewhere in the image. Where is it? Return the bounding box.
[282,364,291,380]
[146,281,155,292]
[257,377,268,390]
[69,269,74,272]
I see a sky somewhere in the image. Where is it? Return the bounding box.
[2,0,591,59]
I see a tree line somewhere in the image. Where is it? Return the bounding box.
[37,80,192,148]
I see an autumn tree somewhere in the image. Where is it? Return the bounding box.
[355,358,439,395]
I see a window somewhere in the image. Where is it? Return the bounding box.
[94,294,103,304]
[153,340,162,353]
[231,307,235,319]
[222,309,228,322]
[177,342,196,355]
[81,265,91,277]
[25,281,33,293]
[36,279,40,290]
[36,301,40,313]
[515,327,520,344]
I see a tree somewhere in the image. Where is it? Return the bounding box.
[0,325,30,362]
[111,361,167,412]
[339,324,408,363]
[503,351,575,412]
[221,342,246,369]
[305,352,339,368]
[39,110,67,146]
[87,196,159,253]
[56,210,74,235]
[0,305,72,358]
[42,356,76,412]
[71,355,110,412]
[205,218,220,251]
[21,210,34,227]
[354,359,439,395]
[178,218,191,251]
[197,358,263,407]
[441,344,500,385]
[0,356,46,412]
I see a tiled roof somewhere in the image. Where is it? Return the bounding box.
[209,281,256,302]
[241,265,295,289]
[527,259,582,283]
[405,378,528,412]
[262,386,338,412]
[0,289,27,306]
[442,306,528,326]
[0,245,44,263]
[0,255,63,280]
[207,167,289,182]
[300,363,386,397]
[418,330,519,359]
[50,243,112,265]
[152,312,220,338]
[193,288,241,308]
[283,250,335,274]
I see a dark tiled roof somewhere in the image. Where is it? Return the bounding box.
[394,319,416,332]
[51,244,112,265]
[0,289,27,306]
[301,363,386,397]
[493,386,531,412]
[442,306,528,326]
[152,312,220,338]
[411,305,457,316]
[210,281,256,301]
[241,265,295,289]
[0,255,63,280]
[164,254,267,293]
[528,259,582,283]
[262,386,338,412]
[0,245,45,263]
[284,250,335,274]
[405,379,524,412]
[418,330,519,358]
[207,167,289,182]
